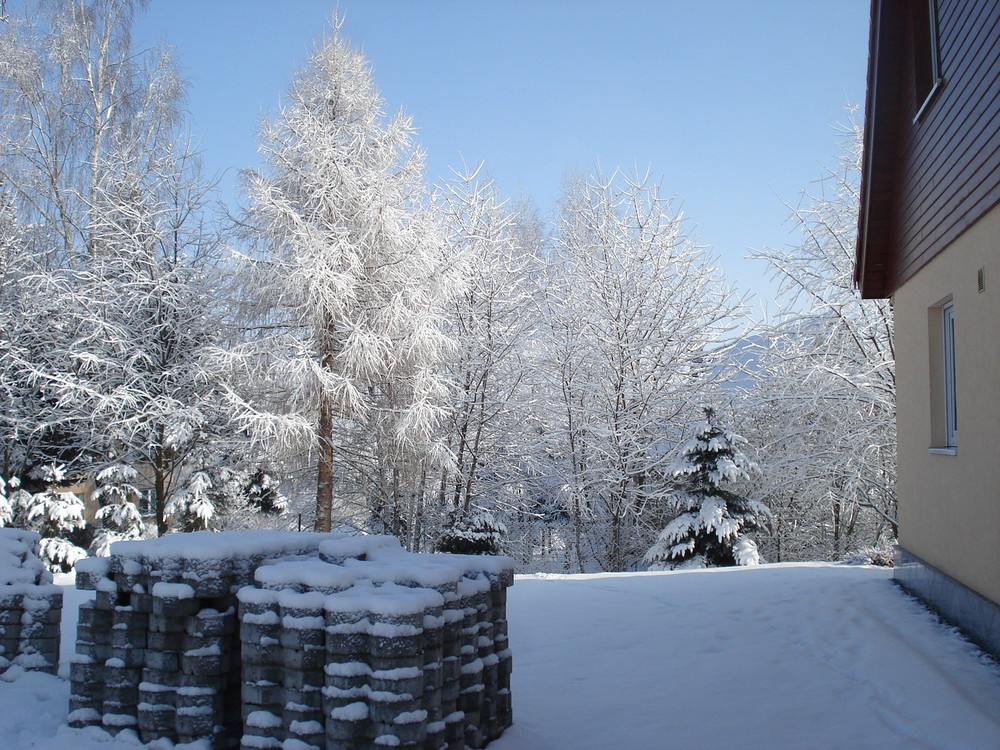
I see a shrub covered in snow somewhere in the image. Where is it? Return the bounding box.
[841,541,896,567]
[0,477,12,528]
[436,507,507,555]
[645,407,769,570]
[0,528,50,586]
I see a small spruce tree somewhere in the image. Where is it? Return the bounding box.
[90,464,145,556]
[437,508,507,556]
[20,464,87,572]
[645,407,769,570]
[166,471,214,532]
[240,468,288,517]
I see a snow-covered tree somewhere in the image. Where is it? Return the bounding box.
[0,185,87,490]
[436,507,507,556]
[233,15,456,538]
[0,0,245,535]
[71,141,236,535]
[0,0,176,266]
[0,0,258,533]
[171,463,287,532]
[89,464,144,556]
[645,407,768,570]
[165,470,213,533]
[542,170,742,571]
[430,166,542,548]
[745,119,895,560]
[17,464,87,572]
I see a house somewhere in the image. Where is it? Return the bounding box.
[855,0,1000,655]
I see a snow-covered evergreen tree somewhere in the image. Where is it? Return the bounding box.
[436,508,507,556]
[240,469,288,517]
[89,464,145,556]
[18,465,87,572]
[166,470,214,533]
[645,407,768,570]
[181,463,288,532]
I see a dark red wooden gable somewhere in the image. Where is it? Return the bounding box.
[856,0,1000,299]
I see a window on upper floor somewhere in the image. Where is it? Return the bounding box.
[912,0,944,123]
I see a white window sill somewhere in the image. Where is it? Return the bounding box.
[928,447,957,456]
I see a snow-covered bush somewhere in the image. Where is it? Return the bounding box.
[645,407,769,570]
[841,541,896,567]
[437,508,508,556]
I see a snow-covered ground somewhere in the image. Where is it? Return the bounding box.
[2,563,999,749]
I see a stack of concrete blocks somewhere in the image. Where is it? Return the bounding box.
[237,535,514,750]
[0,528,63,675]
[69,531,343,747]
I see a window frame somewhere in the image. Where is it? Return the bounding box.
[928,298,957,454]
[912,0,945,124]
[941,299,957,449]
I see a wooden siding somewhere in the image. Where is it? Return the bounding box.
[856,0,908,298]
[856,0,1000,299]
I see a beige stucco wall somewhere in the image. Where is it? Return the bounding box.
[893,201,1000,605]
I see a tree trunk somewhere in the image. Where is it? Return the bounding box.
[154,466,168,537]
[314,388,334,532]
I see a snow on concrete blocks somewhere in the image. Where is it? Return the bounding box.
[68,529,514,749]
[70,530,343,746]
[239,535,514,749]
[0,528,62,675]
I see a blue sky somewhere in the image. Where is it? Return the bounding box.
[134,1,870,310]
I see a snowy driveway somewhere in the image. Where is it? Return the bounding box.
[493,564,1000,750]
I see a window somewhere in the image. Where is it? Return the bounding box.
[912,0,944,123]
[941,300,957,448]
[141,489,155,515]
[928,299,957,453]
